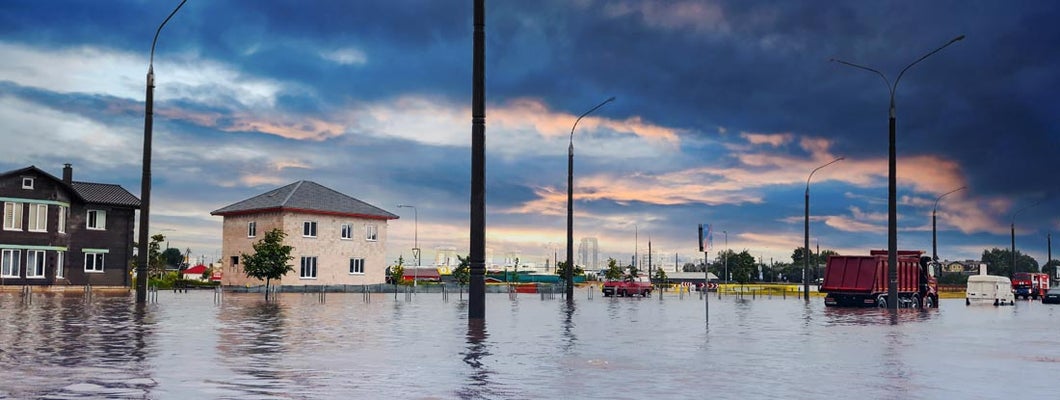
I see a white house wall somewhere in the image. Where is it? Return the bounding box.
[220,211,388,287]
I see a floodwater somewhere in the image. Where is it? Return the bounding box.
[1,289,1058,399]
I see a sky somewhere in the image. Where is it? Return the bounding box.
[1,0,1058,270]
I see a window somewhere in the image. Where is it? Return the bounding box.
[365,224,378,241]
[300,256,317,278]
[84,252,105,272]
[56,251,64,279]
[341,223,353,240]
[231,256,239,265]
[303,221,317,237]
[87,209,106,230]
[1,249,20,278]
[22,177,34,189]
[3,202,23,231]
[26,250,45,278]
[28,204,47,232]
[58,206,66,234]
[350,258,365,274]
[247,221,257,237]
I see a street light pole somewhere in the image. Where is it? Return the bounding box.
[804,157,844,301]
[136,0,187,304]
[397,204,418,288]
[831,34,964,311]
[468,0,486,320]
[931,186,966,269]
[1011,200,1043,278]
[566,96,615,302]
[723,230,728,284]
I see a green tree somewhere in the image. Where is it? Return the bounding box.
[556,261,584,280]
[652,267,668,285]
[147,234,166,278]
[627,265,640,280]
[162,248,183,269]
[451,254,470,286]
[241,229,294,301]
[390,256,406,286]
[722,250,756,285]
[981,247,1039,277]
[681,262,698,272]
[604,258,624,281]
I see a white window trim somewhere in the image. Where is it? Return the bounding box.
[349,258,365,275]
[86,209,106,230]
[3,202,23,231]
[28,203,47,233]
[84,252,105,273]
[56,251,64,279]
[247,221,257,238]
[299,256,318,279]
[22,177,34,189]
[303,221,317,238]
[1,249,20,278]
[365,224,378,242]
[26,250,45,278]
[58,206,66,234]
[340,223,353,240]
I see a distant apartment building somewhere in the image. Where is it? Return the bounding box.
[211,181,398,286]
[578,237,599,270]
[1,164,140,287]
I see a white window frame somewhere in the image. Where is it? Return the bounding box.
[58,206,66,234]
[3,202,23,231]
[26,250,45,278]
[87,209,107,230]
[28,203,47,232]
[340,223,353,240]
[247,221,257,238]
[303,221,317,238]
[84,252,105,273]
[300,256,317,279]
[1,249,20,278]
[365,224,378,241]
[350,258,365,275]
[56,251,64,279]
[22,177,34,189]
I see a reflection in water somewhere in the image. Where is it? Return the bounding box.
[560,300,577,353]
[215,300,289,397]
[0,292,156,398]
[458,318,494,399]
[1,292,1056,399]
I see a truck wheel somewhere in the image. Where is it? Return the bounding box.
[923,295,935,308]
[876,295,887,308]
[909,294,921,309]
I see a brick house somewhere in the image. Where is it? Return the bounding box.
[211,181,398,286]
[1,164,140,287]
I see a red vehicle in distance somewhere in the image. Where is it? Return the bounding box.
[1012,272,1050,300]
[602,275,653,297]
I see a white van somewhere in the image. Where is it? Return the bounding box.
[966,274,1015,306]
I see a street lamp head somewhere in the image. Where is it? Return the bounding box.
[951,35,966,44]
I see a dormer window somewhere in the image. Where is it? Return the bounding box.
[22,177,34,189]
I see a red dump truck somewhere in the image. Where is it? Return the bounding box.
[821,250,938,308]
[1011,272,1050,300]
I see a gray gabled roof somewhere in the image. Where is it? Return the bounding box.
[1,165,140,208]
[211,180,398,220]
[71,182,141,208]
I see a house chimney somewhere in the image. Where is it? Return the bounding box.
[62,163,72,184]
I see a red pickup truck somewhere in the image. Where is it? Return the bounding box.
[602,276,653,297]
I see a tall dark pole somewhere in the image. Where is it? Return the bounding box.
[468,0,486,320]
[1010,200,1042,278]
[931,186,966,271]
[804,157,843,301]
[832,34,964,311]
[566,97,614,301]
[137,0,187,304]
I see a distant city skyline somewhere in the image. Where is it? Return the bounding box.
[1,1,1057,270]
